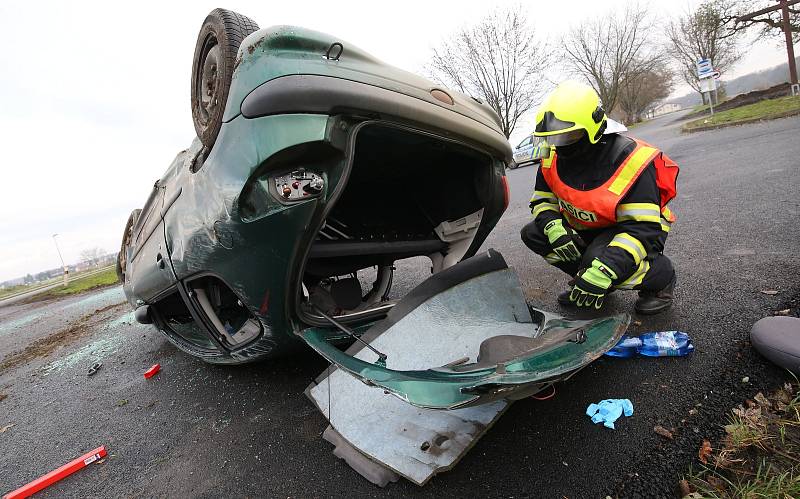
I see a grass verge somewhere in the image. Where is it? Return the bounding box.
[28,267,119,302]
[682,382,800,498]
[0,284,31,300]
[683,95,800,132]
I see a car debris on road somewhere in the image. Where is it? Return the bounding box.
[306,250,629,485]
[143,364,160,379]
[87,362,102,376]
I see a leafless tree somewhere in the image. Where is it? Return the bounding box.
[428,8,553,138]
[561,4,660,113]
[666,0,743,104]
[618,65,675,123]
[723,0,799,43]
[80,247,106,267]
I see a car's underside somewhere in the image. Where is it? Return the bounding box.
[298,123,500,325]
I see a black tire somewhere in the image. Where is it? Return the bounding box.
[117,209,141,283]
[191,9,259,149]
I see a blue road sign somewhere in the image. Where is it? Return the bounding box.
[697,59,714,79]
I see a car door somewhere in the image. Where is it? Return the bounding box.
[125,183,176,302]
[299,249,629,409]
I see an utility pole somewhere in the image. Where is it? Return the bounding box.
[782,0,799,88]
[738,0,799,93]
[52,233,69,287]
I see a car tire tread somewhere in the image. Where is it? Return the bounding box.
[191,9,259,149]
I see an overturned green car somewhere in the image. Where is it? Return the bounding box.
[117,9,628,410]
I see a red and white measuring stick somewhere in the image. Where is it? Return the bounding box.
[3,446,107,499]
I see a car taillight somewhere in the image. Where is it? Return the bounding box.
[501,175,510,211]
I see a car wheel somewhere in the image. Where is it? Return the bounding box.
[116,209,141,283]
[191,9,259,149]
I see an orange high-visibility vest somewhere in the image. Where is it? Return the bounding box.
[540,138,678,231]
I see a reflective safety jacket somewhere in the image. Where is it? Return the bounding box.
[539,138,678,231]
[529,135,679,283]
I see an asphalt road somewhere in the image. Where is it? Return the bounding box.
[2,113,799,498]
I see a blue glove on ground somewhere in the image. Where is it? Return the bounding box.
[586,399,634,429]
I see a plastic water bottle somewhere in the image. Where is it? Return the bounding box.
[637,331,694,357]
[605,331,694,357]
[604,335,642,358]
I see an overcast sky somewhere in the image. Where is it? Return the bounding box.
[0,0,787,282]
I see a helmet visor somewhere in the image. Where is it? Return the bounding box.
[535,111,575,134]
[542,128,586,147]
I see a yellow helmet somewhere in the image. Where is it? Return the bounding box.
[534,80,607,146]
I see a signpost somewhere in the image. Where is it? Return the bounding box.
[696,59,719,116]
[696,59,714,79]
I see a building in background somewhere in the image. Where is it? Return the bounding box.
[647,103,682,119]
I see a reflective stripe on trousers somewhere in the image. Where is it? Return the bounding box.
[616,259,651,290]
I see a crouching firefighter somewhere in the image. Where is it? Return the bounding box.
[520,81,679,314]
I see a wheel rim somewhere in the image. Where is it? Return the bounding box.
[197,35,221,128]
[119,215,137,279]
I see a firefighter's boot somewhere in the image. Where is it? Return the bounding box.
[634,273,676,315]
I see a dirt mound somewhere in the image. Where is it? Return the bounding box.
[686,83,792,120]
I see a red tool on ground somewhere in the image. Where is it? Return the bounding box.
[3,446,107,499]
[144,364,161,379]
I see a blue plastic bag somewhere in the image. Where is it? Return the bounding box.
[638,331,694,357]
[604,335,643,358]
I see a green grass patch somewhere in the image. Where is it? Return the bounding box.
[684,95,800,131]
[683,383,800,498]
[33,267,119,301]
[0,278,62,300]
[0,283,32,300]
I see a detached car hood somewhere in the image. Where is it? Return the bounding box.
[304,250,629,410]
